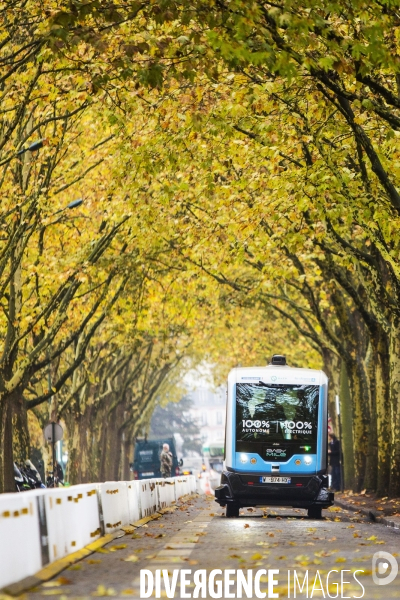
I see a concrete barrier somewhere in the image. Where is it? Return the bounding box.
[0,476,197,592]
[157,478,175,509]
[45,484,101,561]
[0,490,43,589]
[139,479,158,517]
[125,480,142,523]
[98,482,130,534]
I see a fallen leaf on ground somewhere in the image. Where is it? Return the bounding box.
[335,557,347,563]
[295,555,310,562]
[244,524,250,529]
[110,544,127,551]
[121,527,135,534]
[92,584,117,596]
[251,553,263,560]
[43,579,70,588]
[87,560,102,565]
[124,555,139,563]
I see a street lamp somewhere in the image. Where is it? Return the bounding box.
[0,138,49,168]
[16,138,48,156]
[52,198,84,216]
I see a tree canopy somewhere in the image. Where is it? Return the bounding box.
[1,0,400,495]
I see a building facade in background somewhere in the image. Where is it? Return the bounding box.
[185,385,226,446]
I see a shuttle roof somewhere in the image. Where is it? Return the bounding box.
[228,366,328,386]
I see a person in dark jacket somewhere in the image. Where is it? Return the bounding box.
[328,433,341,491]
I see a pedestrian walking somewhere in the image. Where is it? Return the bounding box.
[328,432,341,491]
[160,443,173,478]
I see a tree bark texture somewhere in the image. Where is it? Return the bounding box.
[0,395,16,493]
[339,362,356,490]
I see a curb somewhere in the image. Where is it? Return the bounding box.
[335,499,400,533]
[1,494,198,597]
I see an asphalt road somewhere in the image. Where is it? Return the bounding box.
[25,494,400,600]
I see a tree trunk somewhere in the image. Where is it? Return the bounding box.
[363,342,378,492]
[340,362,356,490]
[121,435,133,481]
[68,412,88,484]
[12,394,30,464]
[389,316,400,497]
[99,406,120,481]
[372,330,391,496]
[322,347,340,434]
[0,395,16,493]
[346,357,370,491]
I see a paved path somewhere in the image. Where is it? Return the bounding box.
[25,495,400,599]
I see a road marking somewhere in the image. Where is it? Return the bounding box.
[132,509,213,588]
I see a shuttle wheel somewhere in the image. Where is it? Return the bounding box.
[226,503,240,518]
[308,506,322,519]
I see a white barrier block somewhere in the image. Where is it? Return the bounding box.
[99,482,130,533]
[188,475,196,494]
[139,479,158,517]
[45,488,71,561]
[67,484,101,550]
[157,478,175,509]
[125,481,141,523]
[0,490,43,589]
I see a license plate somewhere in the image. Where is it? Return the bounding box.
[142,472,154,476]
[260,476,291,484]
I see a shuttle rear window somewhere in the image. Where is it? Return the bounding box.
[235,383,319,443]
